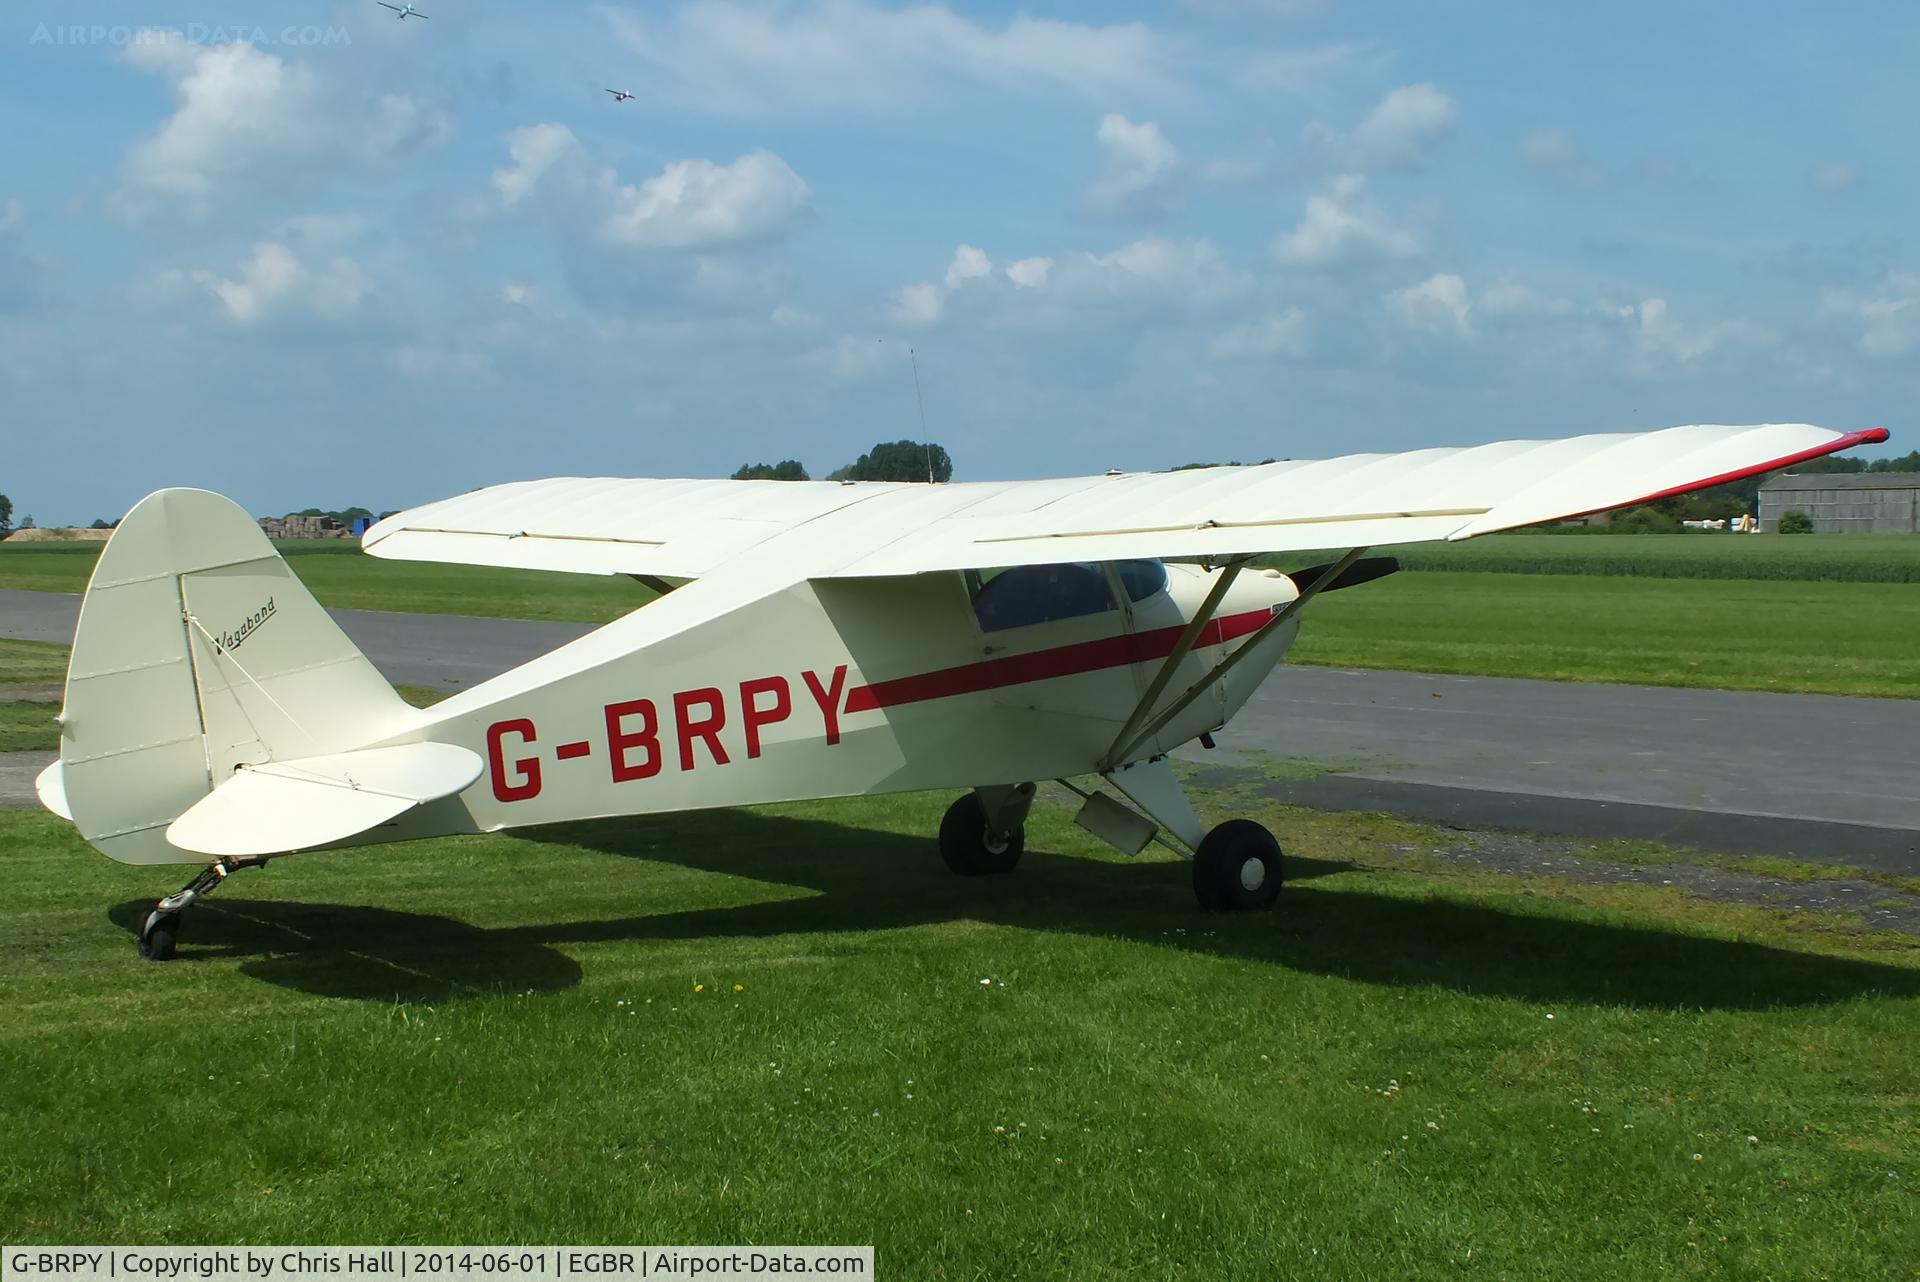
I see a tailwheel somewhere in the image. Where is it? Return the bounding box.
[1192,819,1283,912]
[132,856,259,961]
[939,793,1025,876]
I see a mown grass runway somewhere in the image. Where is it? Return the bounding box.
[6,535,1918,697]
[2,793,1915,1277]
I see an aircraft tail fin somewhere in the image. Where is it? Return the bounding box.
[55,489,423,864]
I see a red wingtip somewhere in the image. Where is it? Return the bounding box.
[1626,426,1894,507]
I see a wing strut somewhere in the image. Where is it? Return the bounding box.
[1101,546,1368,769]
[1102,557,1249,769]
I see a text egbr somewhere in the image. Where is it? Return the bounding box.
[485,665,849,803]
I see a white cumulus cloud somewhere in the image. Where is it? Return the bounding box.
[1632,297,1764,363]
[1273,174,1419,265]
[492,124,587,208]
[944,244,993,288]
[1307,83,1456,170]
[1006,256,1053,288]
[1088,114,1182,214]
[601,151,811,249]
[194,242,371,325]
[487,125,811,252]
[888,235,1245,330]
[1349,83,1457,167]
[1065,237,1247,306]
[118,34,447,211]
[893,245,996,326]
[1387,273,1473,336]
[892,280,947,327]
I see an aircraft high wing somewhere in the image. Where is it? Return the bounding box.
[364,423,1887,581]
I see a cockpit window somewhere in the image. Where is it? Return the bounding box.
[967,562,1118,632]
[1114,558,1169,603]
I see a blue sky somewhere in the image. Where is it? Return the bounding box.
[1,1,1914,524]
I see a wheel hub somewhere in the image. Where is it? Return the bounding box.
[1238,858,1267,892]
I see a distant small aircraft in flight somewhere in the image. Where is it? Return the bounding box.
[607,89,635,102]
[378,2,429,18]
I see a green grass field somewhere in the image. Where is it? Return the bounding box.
[1,637,72,685]
[5,537,1917,697]
[1288,572,1920,698]
[2,794,1915,1276]
[0,701,58,752]
[0,541,646,621]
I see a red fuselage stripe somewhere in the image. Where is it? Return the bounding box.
[842,606,1278,713]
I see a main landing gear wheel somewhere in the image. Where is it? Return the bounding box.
[1192,819,1284,912]
[939,794,1025,876]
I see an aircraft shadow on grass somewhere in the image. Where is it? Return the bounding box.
[112,808,1920,1010]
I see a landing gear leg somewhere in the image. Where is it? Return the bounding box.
[137,857,257,961]
[939,783,1034,876]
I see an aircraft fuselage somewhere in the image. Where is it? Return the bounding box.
[371,561,1300,840]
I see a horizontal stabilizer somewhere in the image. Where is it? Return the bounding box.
[166,742,483,858]
[35,760,71,821]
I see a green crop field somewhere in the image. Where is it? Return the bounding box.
[7,537,1917,699]
[1276,532,1920,582]
[2,792,1915,1276]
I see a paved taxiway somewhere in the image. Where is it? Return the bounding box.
[5,588,1916,869]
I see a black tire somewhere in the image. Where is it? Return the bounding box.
[939,794,1024,876]
[138,910,180,962]
[1192,819,1283,912]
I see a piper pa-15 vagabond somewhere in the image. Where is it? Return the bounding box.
[34,423,1888,958]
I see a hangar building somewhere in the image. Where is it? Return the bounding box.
[1758,472,1919,533]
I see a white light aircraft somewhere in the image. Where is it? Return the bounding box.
[33,424,1887,959]
[377,3,428,19]
[607,89,634,103]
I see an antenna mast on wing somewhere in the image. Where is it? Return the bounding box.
[909,346,933,482]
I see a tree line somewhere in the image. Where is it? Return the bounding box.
[732,440,953,483]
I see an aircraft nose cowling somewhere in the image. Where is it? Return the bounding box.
[1206,568,1303,723]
